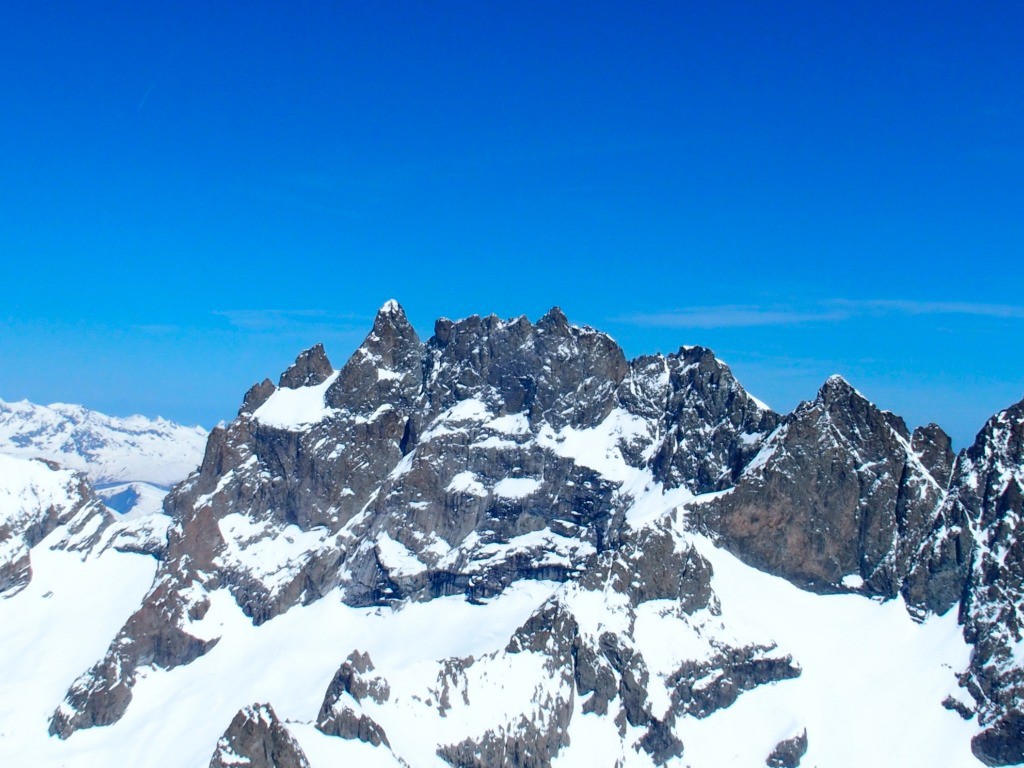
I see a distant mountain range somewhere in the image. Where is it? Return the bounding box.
[0,398,207,516]
[1,302,1023,767]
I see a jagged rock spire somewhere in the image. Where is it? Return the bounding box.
[278,343,333,389]
[239,378,276,415]
[209,703,310,768]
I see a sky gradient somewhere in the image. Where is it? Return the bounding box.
[1,1,1022,447]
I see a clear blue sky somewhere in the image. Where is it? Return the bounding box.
[1,1,1021,447]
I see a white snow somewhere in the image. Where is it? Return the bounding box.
[0,454,78,533]
[290,723,404,767]
[0,570,557,768]
[0,397,207,487]
[672,529,980,768]
[446,471,487,496]
[376,533,427,577]
[0,531,157,765]
[215,513,332,595]
[487,412,531,436]
[747,393,772,412]
[253,371,340,429]
[492,477,542,499]
[466,530,596,572]
[538,407,652,484]
[841,573,865,589]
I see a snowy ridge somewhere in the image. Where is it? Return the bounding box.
[0,471,980,767]
[3,303,1023,766]
[0,397,207,487]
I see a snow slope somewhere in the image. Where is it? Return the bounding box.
[0,307,1009,767]
[0,483,983,767]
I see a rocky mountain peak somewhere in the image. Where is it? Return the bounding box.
[356,299,423,371]
[278,344,333,389]
[817,372,858,403]
[693,369,947,599]
[371,299,415,338]
[536,305,570,331]
[377,298,404,316]
[912,422,955,486]
[34,305,1024,767]
[239,378,276,416]
[966,395,1024,471]
[209,703,310,768]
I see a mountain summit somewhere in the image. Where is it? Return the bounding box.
[1,306,1022,767]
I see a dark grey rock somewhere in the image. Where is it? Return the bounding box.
[973,712,1024,767]
[668,646,801,719]
[209,703,310,768]
[279,343,333,389]
[317,703,390,747]
[0,524,30,597]
[947,398,1024,765]
[766,729,807,767]
[692,375,946,598]
[912,422,955,486]
[637,716,684,764]
[240,378,277,415]
[315,649,392,748]
[624,347,779,493]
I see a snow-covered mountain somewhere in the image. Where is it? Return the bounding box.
[0,398,207,488]
[1,301,1023,767]
[0,398,208,518]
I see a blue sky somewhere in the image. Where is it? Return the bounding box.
[1,1,1021,446]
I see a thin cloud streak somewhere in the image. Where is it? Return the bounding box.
[213,309,364,333]
[616,300,1024,329]
[834,299,1024,319]
[615,307,848,329]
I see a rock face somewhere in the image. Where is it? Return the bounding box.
[692,375,948,599]
[37,301,1024,766]
[766,729,808,767]
[435,519,798,768]
[945,399,1024,766]
[316,651,392,747]
[278,343,333,389]
[209,703,310,768]
[52,302,782,738]
[0,454,114,597]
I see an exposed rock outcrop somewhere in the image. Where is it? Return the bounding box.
[209,703,310,768]
[316,650,391,747]
[766,729,808,767]
[42,301,1024,768]
[692,375,946,598]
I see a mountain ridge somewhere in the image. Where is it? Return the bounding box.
[0,397,207,488]
[1,301,1022,767]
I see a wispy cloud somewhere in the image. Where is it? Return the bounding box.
[615,300,1024,329]
[615,306,848,329]
[832,299,1024,319]
[213,309,365,334]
